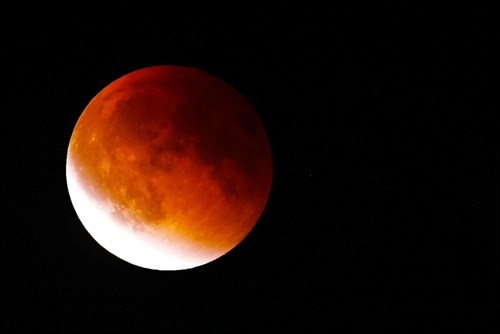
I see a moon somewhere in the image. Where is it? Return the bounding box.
[66,65,273,270]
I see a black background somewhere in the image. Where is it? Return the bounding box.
[3,14,499,332]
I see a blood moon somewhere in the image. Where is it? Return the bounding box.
[66,65,272,270]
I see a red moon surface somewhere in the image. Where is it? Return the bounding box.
[66,65,273,270]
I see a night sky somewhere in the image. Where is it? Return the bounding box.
[4,18,499,332]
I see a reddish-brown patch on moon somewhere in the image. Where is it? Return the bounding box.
[67,65,272,270]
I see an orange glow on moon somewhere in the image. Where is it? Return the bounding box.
[66,65,273,270]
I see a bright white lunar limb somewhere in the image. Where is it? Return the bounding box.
[66,158,215,270]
